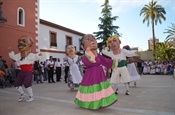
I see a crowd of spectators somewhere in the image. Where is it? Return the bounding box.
[142,59,175,76]
[1,54,175,88]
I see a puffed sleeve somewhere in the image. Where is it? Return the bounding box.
[9,51,20,61]
[99,54,117,71]
[122,49,137,57]
[28,53,41,61]
[101,47,112,58]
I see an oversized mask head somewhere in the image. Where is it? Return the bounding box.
[66,45,76,56]
[106,35,121,51]
[81,34,97,51]
[18,36,33,52]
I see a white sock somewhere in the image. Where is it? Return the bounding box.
[116,83,118,90]
[111,83,117,91]
[16,86,24,95]
[124,83,129,91]
[27,87,33,98]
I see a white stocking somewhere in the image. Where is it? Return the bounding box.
[124,83,129,91]
[16,86,24,95]
[27,87,33,98]
[111,83,117,91]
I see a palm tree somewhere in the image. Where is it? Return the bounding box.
[155,42,175,61]
[140,0,166,60]
[164,23,175,42]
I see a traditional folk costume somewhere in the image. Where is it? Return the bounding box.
[143,61,151,74]
[9,52,41,102]
[126,62,141,87]
[123,45,141,87]
[74,54,117,110]
[8,36,41,102]
[102,48,136,83]
[66,55,83,90]
[102,35,137,95]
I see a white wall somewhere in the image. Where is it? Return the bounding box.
[38,24,83,62]
[40,52,66,63]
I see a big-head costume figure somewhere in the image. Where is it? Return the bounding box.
[8,36,42,102]
[74,34,118,110]
[102,35,138,95]
[64,45,83,90]
[123,45,141,87]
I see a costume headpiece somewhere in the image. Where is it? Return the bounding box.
[123,45,131,50]
[19,36,34,46]
[106,34,119,46]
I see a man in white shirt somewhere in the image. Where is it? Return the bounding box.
[54,58,62,82]
[46,56,55,83]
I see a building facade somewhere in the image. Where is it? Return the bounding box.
[148,38,159,50]
[38,19,84,62]
[0,0,85,66]
[0,0,39,66]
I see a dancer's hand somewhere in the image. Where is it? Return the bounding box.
[8,47,12,52]
[102,45,109,50]
[102,45,105,49]
[85,47,90,52]
[135,51,141,56]
[63,57,68,61]
[38,53,42,56]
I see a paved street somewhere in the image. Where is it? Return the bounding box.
[0,74,175,115]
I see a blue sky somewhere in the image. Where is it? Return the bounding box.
[39,0,175,51]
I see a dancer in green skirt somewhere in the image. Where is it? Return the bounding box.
[74,34,118,110]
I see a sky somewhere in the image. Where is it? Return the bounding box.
[39,0,175,51]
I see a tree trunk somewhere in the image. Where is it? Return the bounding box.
[151,18,156,60]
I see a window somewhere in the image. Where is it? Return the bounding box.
[17,7,25,26]
[66,36,72,46]
[50,32,57,48]
[79,38,83,51]
[65,36,72,51]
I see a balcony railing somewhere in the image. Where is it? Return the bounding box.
[50,42,57,47]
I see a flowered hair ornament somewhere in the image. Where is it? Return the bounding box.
[106,34,120,46]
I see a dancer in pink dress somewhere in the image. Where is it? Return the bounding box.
[74,34,118,110]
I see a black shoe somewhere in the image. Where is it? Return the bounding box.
[125,90,129,95]
[134,82,137,87]
[128,82,130,86]
[115,88,119,94]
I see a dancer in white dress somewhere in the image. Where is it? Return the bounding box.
[123,45,141,87]
[65,45,83,90]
